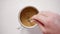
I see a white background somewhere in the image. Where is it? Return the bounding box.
[0,0,60,34]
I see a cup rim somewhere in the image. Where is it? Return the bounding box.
[18,6,38,28]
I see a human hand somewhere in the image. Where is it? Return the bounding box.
[31,11,60,34]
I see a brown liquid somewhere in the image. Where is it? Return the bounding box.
[20,6,38,27]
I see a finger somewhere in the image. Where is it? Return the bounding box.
[33,19,46,32]
[30,18,47,33]
[40,11,56,17]
[30,14,47,26]
[30,14,47,32]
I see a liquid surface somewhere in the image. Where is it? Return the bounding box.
[20,6,38,27]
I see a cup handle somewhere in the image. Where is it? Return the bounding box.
[17,26,24,30]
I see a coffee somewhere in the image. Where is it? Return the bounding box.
[19,6,38,27]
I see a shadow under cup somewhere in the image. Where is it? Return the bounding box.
[19,6,38,28]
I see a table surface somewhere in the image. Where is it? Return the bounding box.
[0,0,60,34]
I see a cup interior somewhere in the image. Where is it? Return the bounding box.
[19,6,38,28]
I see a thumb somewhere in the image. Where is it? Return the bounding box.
[30,14,47,32]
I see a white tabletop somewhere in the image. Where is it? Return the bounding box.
[0,0,60,34]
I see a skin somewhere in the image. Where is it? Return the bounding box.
[31,11,60,34]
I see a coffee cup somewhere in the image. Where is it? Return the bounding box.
[18,6,38,28]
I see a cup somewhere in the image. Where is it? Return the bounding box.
[18,6,38,29]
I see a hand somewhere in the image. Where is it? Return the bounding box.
[31,11,60,34]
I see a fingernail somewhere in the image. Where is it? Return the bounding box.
[28,19,35,22]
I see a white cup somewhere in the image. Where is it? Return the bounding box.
[18,6,38,29]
